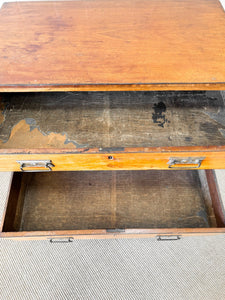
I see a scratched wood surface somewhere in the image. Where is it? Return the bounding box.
[0,0,225,91]
[0,91,225,149]
[3,170,214,232]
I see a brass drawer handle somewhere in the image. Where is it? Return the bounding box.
[17,160,55,172]
[168,157,205,169]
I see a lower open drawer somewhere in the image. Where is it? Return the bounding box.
[1,170,224,240]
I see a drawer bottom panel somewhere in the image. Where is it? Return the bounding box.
[1,170,224,240]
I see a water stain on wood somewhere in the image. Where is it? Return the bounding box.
[23,44,42,53]
[152,101,169,127]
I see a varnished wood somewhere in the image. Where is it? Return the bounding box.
[0,0,225,91]
[198,170,217,227]
[2,83,225,93]
[0,151,224,171]
[0,145,225,154]
[206,170,225,227]
[1,228,225,241]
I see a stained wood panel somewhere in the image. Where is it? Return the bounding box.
[0,151,225,172]
[1,91,225,149]
[0,0,225,91]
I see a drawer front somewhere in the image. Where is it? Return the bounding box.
[0,151,224,171]
[1,170,224,240]
[1,229,225,241]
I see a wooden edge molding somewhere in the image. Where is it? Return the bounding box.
[1,228,225,240]
[0,145,225,154]
[1,83,225,93]
[205,170,225,227]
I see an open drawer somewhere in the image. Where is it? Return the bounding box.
[1,169,224,240]
[0,91,225,171]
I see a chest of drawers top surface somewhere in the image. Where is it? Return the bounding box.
[0,0,225,91]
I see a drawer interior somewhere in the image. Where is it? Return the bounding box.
[1,91,225,150]
[2,170,224,234]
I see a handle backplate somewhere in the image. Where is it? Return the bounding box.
[17,160,54,172]
[168,157,205,169]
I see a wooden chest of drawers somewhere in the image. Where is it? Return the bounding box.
[0,0,224,240]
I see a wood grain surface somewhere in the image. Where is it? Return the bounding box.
[206,170,225,227]
[0,151,225,171]
[1,228,225,240]
[0,0,225,91]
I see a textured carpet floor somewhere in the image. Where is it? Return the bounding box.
[0,236,225,300]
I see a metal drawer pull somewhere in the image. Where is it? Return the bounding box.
[106,228,125,233]
[157,235,181,241]
[17,160,54,172]
[168,157,205,169]
[49,237,74,243]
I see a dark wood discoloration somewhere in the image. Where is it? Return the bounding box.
[0,91,225,149]
[152,102,168,128]
[3,170,215,232]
